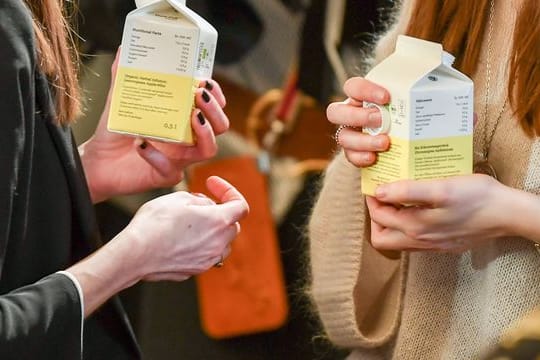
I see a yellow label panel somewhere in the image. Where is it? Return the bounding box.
[361,135,472,195]
[361,137,409,196]
[411,136,472,180]
[108,67,198,143]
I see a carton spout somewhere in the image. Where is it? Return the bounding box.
[442,51,456,67]
[135,0,186,8]
[168,0,187,6]
[135,0,159,8]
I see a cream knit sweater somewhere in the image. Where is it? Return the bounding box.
[308,0,540,359]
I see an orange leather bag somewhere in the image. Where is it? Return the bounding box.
[188,156,289,339]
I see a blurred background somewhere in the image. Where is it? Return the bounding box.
[74,0,396,358]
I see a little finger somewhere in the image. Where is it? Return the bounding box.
[344,149,377,167]
[190,111,218,159]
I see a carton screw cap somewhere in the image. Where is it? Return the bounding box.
[363,102,391,135]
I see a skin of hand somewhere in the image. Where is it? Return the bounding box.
[329,77,479,168]
[365,174,522,253]
[79,49,229,203]
[327,77,391,167]
[67,176,249,316]
[331,77,491,253]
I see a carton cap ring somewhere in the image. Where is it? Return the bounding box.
[363,102,391,136]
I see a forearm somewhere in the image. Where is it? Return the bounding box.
[66,230,143,317]
[309,152,404,347]
[78,141,107,204]
[503,186,540,244]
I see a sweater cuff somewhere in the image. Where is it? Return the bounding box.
[56,271,84,358]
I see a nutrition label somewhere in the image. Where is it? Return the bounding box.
[412,92,472,139]
[121,21,198,77]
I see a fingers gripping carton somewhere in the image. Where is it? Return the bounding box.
[108,0,217,144]
[361,35,474,195]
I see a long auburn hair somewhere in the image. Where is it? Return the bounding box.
[23,0,80,125]
[405,0,540,137]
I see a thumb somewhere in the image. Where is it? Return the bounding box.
[136,139,183,183]
[206,176,249,224]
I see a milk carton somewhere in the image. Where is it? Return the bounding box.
[108,0,217,144]
[361,35,474,195]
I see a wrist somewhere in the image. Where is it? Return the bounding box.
[67,230,144,316]
[499,186,540,243]
[78,141,108,203]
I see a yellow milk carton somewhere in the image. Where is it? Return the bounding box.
[108,0,217,144]
[361,35,474,195]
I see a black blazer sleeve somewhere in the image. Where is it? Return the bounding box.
[0,2,83,359]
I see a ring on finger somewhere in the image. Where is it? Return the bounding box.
[334,125,349,147]
[214,254,224,268]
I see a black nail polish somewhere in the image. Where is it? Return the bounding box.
[202,90,211,103]
[197,112,206,125]
[204,80,214,91]
[140,141,148,150]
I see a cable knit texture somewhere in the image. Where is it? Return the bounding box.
[309,0,540,359]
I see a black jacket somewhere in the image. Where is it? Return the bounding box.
[0,1,139,358]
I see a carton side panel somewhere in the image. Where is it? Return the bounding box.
[108,67,196,143]
[409,82,473,140]
[361,136,409,195]
[120,15,199,77]
[411,135,473,180]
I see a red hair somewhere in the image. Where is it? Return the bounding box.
[405,0,540,136]
[24,0,80,124]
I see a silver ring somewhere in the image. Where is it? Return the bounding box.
[334,125,348,147]
[214,254,224,268]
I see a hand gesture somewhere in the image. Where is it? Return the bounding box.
[366,175,510,252]
[125,176,249,281]
[328,77,391,167]
[80,50,229,203]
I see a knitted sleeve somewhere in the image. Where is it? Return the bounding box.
[308,0,417,349]
[308,152,408,349]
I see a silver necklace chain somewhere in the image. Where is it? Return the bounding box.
[480,0,508,161]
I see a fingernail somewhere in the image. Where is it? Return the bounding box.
[197,112,206,125]
[368,111,381,124]
[372,137,386,149]
[204,80,214,91]
[139,141,148,150]
[202,90,211,103]
[376,90,387,102]
[375,186,386,198]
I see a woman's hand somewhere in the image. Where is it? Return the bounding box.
[365,174,514,253]
[125,176,249,282]
[327,77,391,167]
[68,176,249,316]
[79,50,229,203]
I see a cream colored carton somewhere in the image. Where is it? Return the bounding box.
[108,0,217,144]
[361,35,474,195]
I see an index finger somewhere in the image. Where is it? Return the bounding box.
[206,176,250,224]
[343,77,390,105]
[374,179,448,207]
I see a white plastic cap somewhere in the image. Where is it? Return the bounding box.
[135,0,186,8]
[442,51,456,67]
[363,102,391,136]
